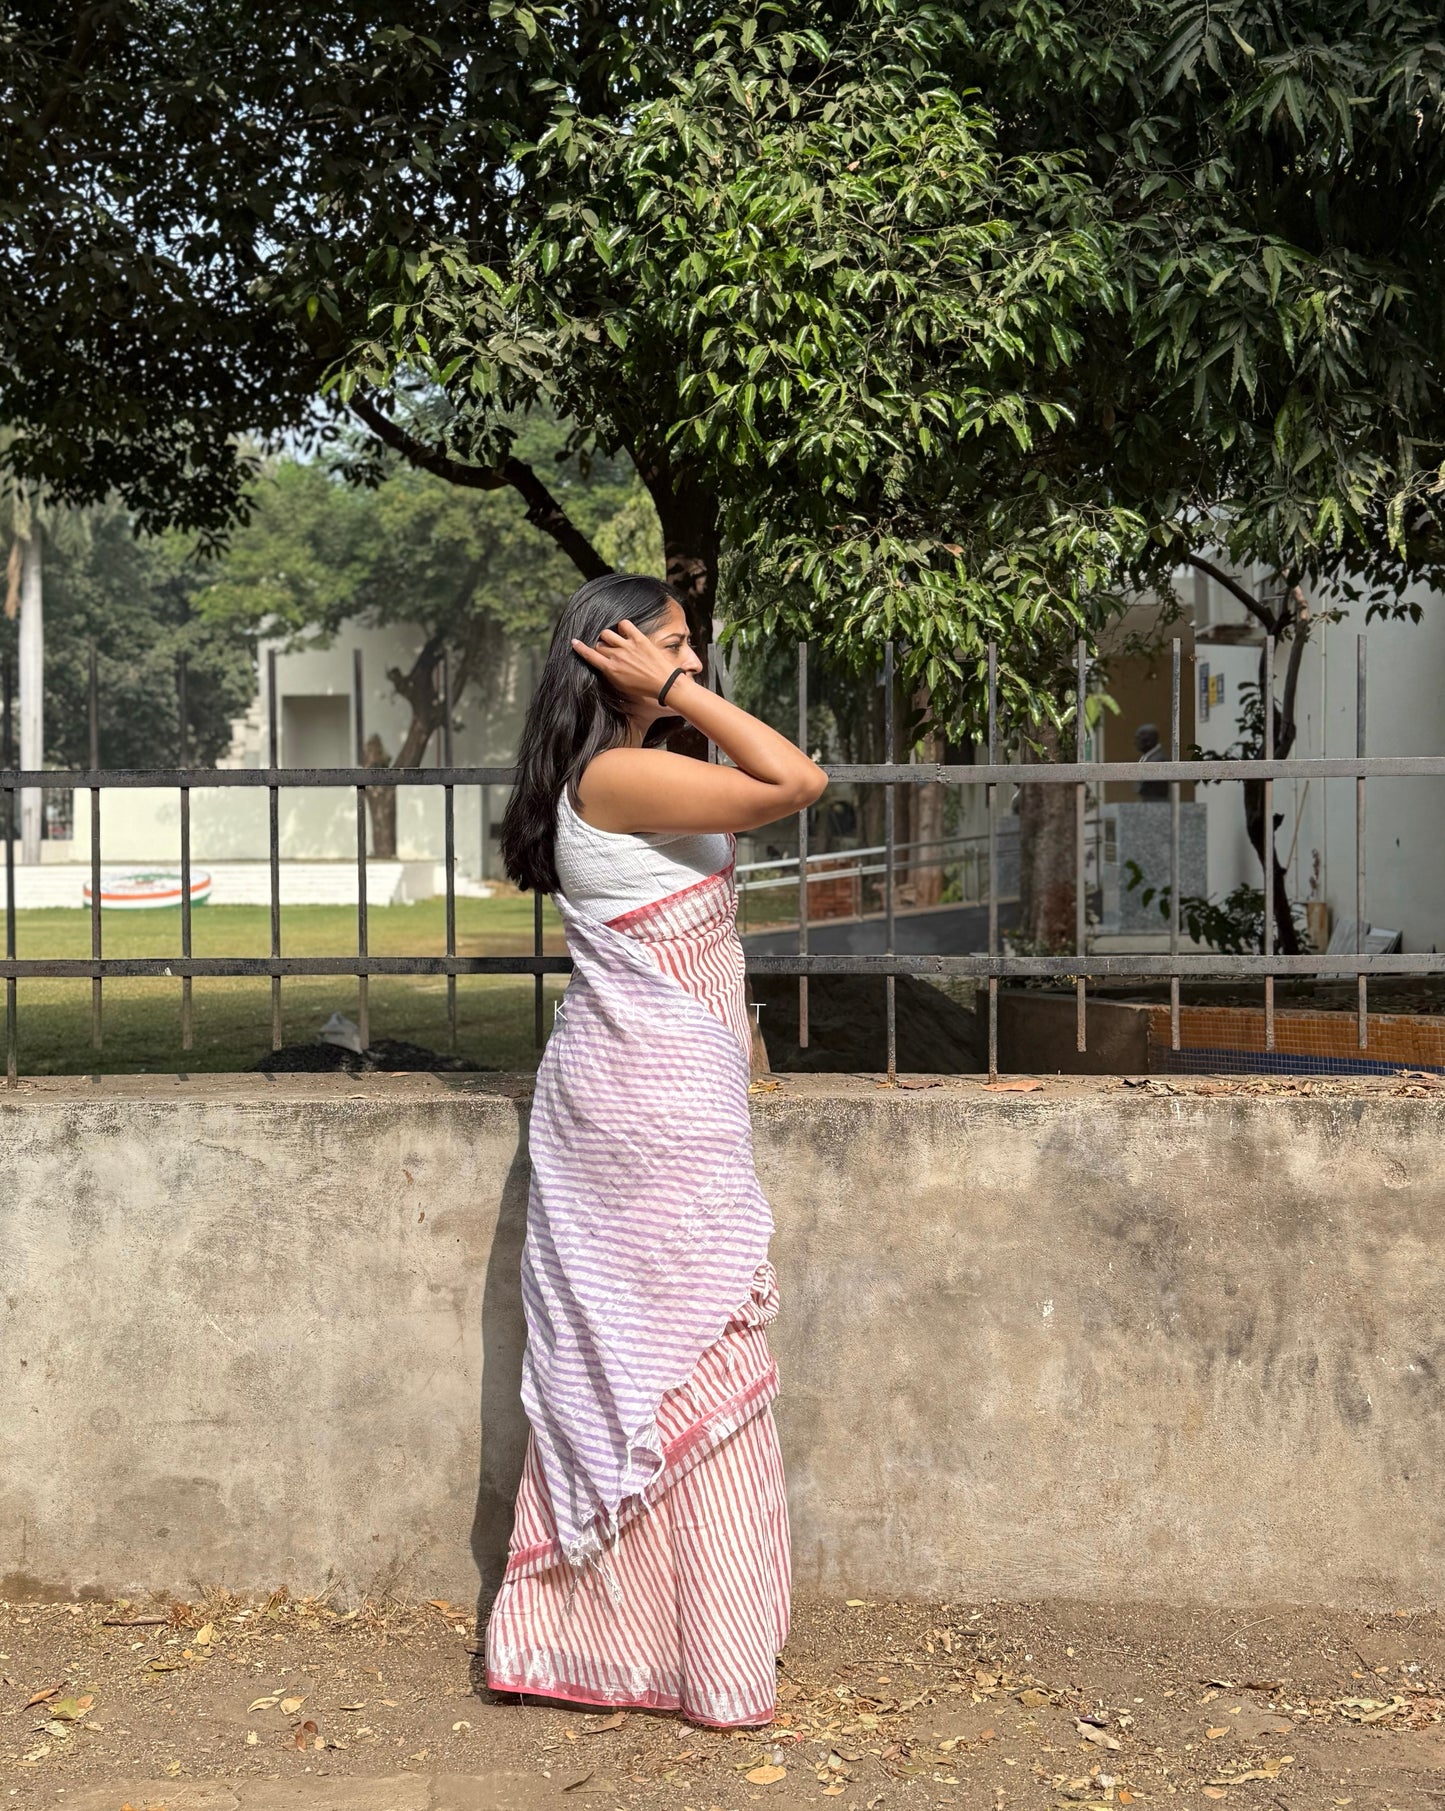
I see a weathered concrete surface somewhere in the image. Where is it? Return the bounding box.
[2,1074,1441,1609]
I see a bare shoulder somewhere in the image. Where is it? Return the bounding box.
[575,746,681,805]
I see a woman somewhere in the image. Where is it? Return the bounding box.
[487,572,826,1729]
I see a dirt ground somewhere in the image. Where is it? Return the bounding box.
[3,1590,1443,1811]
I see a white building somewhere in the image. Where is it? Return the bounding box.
[1102,566,1444,954]
[13,624,538,906]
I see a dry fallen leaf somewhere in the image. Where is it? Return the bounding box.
[47,1693,95,1722]
[982,1077,1044,1092]
[1337,1697,1406,1723]
[1203,1792,1227,1803]
[1016,1688,1050,1708]
[280,1695,306,1714]
[194,1623,214,1646]
[23,1685,63,1710]
[745,1764,787,1785]
[1206,1726,1229,1738]
[1209,1757,1294,1786]
[584,1711,628,1734]
[822,1787,846,1798]
[562,1772,594,1793]
[1074,1718,1120,1751]
[248,1695,281,1712]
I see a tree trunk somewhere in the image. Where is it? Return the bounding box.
[1243,776,1300,956]
[635,456,721,763]
[657,476,721,651]
[1016,722,1075,948]
[1185,558,1309,955]
[1242,618,1307,957]
[363,634,453,862]
[362,734,397,860]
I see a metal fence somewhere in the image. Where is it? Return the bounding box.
[2,635,1443,1088]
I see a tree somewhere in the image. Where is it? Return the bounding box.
[953,0,1445,943]
[0,0,714,599]
[197,417,659,853]
[315,0,1445,936]
[0,499,256,772]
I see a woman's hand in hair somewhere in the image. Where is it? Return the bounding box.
[571,619,697,706]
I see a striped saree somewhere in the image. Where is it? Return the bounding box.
[485,857,791,1728]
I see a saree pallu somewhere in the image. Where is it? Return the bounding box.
[486,860,790,1728]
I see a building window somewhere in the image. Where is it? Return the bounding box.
[281,695,351,769]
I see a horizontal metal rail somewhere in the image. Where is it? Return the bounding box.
[0,755,1442,789]
[0,955,572,978]
[745,952,1445,977]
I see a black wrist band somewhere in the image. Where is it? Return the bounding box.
[657,667,687,707]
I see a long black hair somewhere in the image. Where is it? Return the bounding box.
[499,572,684,893]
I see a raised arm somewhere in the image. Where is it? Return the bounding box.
[572,620,827,835]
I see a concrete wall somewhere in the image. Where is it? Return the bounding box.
[2,1075,1441,1611]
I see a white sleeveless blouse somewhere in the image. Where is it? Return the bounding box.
[553,789,731,922]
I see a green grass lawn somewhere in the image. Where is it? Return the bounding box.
[0,897,568,1076]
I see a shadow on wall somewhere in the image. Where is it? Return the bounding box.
[469,1119,533,1629]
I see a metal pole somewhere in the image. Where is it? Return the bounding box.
[17,532,42,865]
[88,646,102,1052]
[1074,639,1087,1052]
[1356,635,1368,1048]
[442,657,457,1052]
[1169,638,1182,1051]
[1263,635,1275,1051]
[178,653,192,1051]
[797,641,809,1050]
[267,648,282,1049]
[533,888,544,1048]
[883,641,896,1081]
[986,643,998,1081]
[353,648,369,1050]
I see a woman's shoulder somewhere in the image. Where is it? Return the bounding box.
[576,745,670,790]
[573,746,694,819]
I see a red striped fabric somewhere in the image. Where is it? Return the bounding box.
[486,853,789,1728]
[486,1270,790,1727]
[603,855,753,1058]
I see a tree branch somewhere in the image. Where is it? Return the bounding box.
[350,394,610,583]
[30,6,109,144]
[1278,583,1311,744]
[1184,553,1277,634]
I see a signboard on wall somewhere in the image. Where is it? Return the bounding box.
[1197,663,1226,722]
